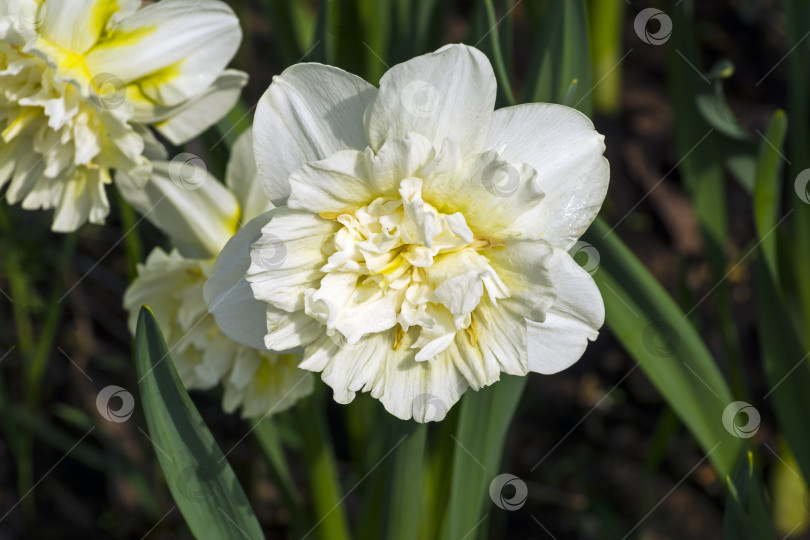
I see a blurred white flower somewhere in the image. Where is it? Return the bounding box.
[122,130,312,418]
[0,0,247,231]
[206,44,609,422]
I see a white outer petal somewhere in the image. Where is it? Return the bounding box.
[38,0,140,54]
[253,63,376,205]
[364,44,496,157]
[527,248,604,374]
[84,0,242,107]
[152,69,248,144]
[116,161,239,258]
[484,103,609,249]
[204,210,275,351]
[225,127,273,223]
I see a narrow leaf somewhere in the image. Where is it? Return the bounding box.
[440,375,526,540]
[757,258,810,485]
[584,218,743,478]
[135,307,264,540]
[724,451,774,539]
[753,110,788,283]
[381,422,427,540]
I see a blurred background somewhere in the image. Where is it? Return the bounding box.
[1,0,809,538]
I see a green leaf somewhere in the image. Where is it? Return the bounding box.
[757,258,810,485]
[440,375,526,540]
[525,0,592,115]
[253,418,309,535]
[725,141,758,193]
[296,388,351,540]
[667,2,747,401]
[483,0,516,106]
[381,422,427,540]
[135,307,264,540]
[584,218,743,478]
[724,451,774,540]
[780,0,810,346]
[770,441,810,537]
[753,110,788,283]
[586,0,625,115]
[694,61,752,142]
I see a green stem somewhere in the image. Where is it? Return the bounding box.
[483,0,516,106]
[382,422,426,540]
[298,389,351,540]
[116,191,142,280]
[254,417,309,536]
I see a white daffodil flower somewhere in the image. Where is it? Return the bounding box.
[0,0,247,232]
[205,44,609,422]
[121,130,312,418]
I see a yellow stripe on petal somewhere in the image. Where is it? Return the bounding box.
[89,0,122,40]
[2,108,40,142]
[134,59,185,100]
[91,25,157,53]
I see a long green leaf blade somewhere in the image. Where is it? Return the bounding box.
[757,259,810,485]
[724,451,774,539]
[525,0,592,115]
[135,307,264,540]
[440,375,526,540]
[381,422,427,540]
[584,218,743,477]
[753,110,787,285]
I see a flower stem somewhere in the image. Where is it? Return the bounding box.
[483,0,516,106]
[298,388,352,540]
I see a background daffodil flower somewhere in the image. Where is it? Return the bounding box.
[0,0,247,231]
[120,130,313,419]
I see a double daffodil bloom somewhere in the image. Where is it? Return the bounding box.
[206,44,609,422]
[0,0,246,231]
[121,130,312,418]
